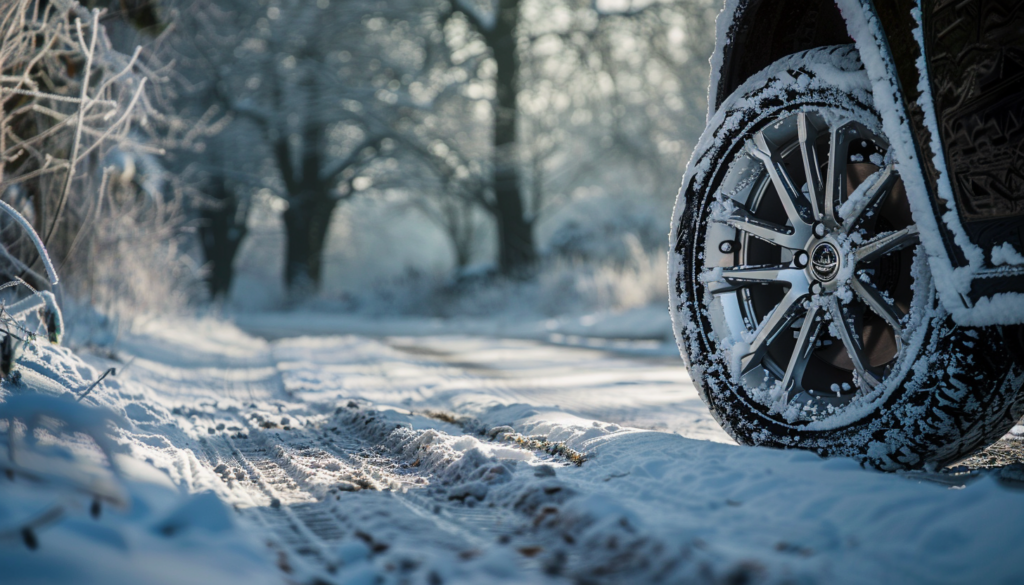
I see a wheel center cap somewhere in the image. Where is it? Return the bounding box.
[811,242,841,282]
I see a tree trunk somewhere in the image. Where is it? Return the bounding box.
[281,189,337,296]
[489,0,535,275]
[198,175,247,300]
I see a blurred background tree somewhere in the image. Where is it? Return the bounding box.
[165,0,409,298]
[165,0,718,307]
[4,0,719,322]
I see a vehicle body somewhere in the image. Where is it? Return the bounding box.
[709,0,1024,326]
[669,0,1024,469]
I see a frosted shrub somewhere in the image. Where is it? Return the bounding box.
[537,236,667,315]
[354,238,667,318]
[63,194,198,337]
[1,1,199,339]
[545,201,667,264]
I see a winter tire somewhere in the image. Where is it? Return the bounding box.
[670,46,1024,470]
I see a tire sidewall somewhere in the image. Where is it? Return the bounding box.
[669,46,1024,469]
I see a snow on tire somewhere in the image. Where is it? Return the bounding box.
[669,45,1024,470]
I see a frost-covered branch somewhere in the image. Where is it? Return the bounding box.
[1,0,194,323]
[450,0,497,34]
[47,10,101,245]
[0,199,57,286]
[319,135,388,186]
[591,0,660,19]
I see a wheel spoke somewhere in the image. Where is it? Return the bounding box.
[823,121,858,229]
[721,265,804,286]
[778,304,822,401]
[748,132,814,229]
[850,277,905,338]
[739,289,807,376]
[797,113,824,222]
[840,165,897,232]
[826,296,879,390]
[854,225,920,264]
[726,208,807,249]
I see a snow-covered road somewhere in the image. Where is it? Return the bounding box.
[6,318,1024,584]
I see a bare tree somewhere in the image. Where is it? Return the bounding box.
[519,0,718,213]
[167,0,401,297]
[193,133,252,299]
[416,0,716,275]
[160,0,716,296]
[441,0,534,275]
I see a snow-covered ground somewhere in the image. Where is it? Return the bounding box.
[2,312,1023,584]
[234,305,679,350]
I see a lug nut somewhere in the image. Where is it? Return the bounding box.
[813,222,827,238]
[810,281,823,295]
[794,251,808,268]
[719,240,737,254]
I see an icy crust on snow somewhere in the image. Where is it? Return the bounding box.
[952,292,1024,327]
[270,331,730,444]
[0,339,282,585]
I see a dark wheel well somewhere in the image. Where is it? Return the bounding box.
[716,0,851,108]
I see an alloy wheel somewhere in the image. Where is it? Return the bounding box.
[702,112,921,413]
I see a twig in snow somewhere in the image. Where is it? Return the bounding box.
[76,367,116,403]
[0,504,64,550]
[490,427,589,466]
[75,356,136,404]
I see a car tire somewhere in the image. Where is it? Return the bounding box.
[670,45,1024,470]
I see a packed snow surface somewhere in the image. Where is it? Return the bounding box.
[1,314,1022,584]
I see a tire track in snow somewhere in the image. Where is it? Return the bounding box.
[381,335,732,443]
[160,359,534,581]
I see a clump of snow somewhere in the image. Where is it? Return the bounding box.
[0,340,281,584]
[991,242,1024,267]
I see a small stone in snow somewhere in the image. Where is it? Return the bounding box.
[347,401,359,409]
[207,427,216,434]
[534,465,556,478]
[216,423,225,431]
[487,425,514,439]
[280,417,290,425]
[270,498,281,509]
[214,463,228,474]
